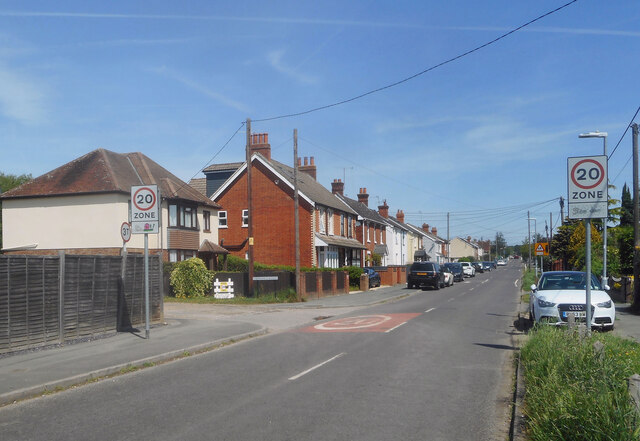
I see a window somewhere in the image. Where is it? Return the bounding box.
[348,216,353,238]
[242,209,249,227]
[203,211,211,232]
[374,227,378,243]
[219,211,227,228]
[340,214,345,236]
[366,222,370,242]
[319,208,326,234]
[327,209,334,235]
[169,250,196,262]
[169,202,197,229]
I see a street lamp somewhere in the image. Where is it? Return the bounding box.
[578,131,608,285]
[527,217,537,277]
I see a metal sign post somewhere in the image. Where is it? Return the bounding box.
[567,155,607,333]
[130,185,159,339]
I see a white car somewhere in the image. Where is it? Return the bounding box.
[497,259,507,266]
[529,271,615,331]
[460,261,475,277]
[442,267,454,287]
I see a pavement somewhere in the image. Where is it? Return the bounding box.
[0,287,411,407]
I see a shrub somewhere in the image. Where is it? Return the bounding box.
[170,258,213,298]
[344,266,364,287]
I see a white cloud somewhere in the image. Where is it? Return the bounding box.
[0,64,46,124]
[267,50,318,85]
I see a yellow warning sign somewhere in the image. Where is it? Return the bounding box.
[535,242,549,256]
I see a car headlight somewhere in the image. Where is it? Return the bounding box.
[537,298,556,308]
[596,300,612,308]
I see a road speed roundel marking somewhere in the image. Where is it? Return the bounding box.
[313,315,392,331]
[570,159,605,190]
[133,187,157,211]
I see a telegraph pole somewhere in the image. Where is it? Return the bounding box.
[527,211,532,269]
[246,118,254,297]
[632,123,640,312]
[293,129,301,301]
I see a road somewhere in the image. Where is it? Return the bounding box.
[0,262,523,441]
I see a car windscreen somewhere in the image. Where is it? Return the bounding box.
[538,273,602,291]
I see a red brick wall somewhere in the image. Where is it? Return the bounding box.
[216,162,313,267]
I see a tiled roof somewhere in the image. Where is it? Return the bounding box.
[203,162,243,173]
[335,194,390,225]
[189,178,207,196]
[1,148,220,208]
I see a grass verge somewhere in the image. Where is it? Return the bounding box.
[520,326,640,440]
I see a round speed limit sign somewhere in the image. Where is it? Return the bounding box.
[121,222,132,242]
[567,155,608,219]
[133,186,157,212]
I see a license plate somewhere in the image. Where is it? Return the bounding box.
[563,311,586,319]
[417,272,426,276]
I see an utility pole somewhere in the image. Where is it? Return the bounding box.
[293,129,301,301]
[632,123,640,312]
[447,212,450,262]
[528,211,532,270]
[246,118,254,297]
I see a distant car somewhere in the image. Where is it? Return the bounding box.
[472,262,484,273]
[529,271,615,330]
[363,267,381,288]
[460,261,475,277]
[482,262,493,271]
[407,261,445,290]
[443,263,463,282]
[497,259,507,266]
[442,266,454,287]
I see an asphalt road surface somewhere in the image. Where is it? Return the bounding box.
[0,262,523,441]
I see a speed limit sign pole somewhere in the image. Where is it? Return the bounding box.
[567,155,608,333]
[131,185,160,339]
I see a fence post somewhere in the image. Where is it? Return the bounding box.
[58,251,65,344]
[157,255,164,323]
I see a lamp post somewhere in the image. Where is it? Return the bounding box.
[528,217,537,277]
[578,131,608,286]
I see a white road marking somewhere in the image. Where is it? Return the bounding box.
[425,308,436,313]
[385,321,408,333]
[514,279,520,288]
[289,353,346,381]
[447,298,455,302]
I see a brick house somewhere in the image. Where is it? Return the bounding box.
[197,133,365,268]
[449,236,480,261]
[1,148,223,264]
[333,184,390,267]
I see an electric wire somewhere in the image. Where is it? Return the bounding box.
[251,0,578,123]
[608,106,640,159]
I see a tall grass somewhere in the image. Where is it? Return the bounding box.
[521,326,640,440]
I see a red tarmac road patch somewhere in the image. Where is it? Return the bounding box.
[299,313,422,333]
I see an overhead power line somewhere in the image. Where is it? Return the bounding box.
[252,0,578,123]
[608,105,640,159]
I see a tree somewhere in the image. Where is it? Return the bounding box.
[550,220,579,270]
[0,172,32,249]
[620,183,633,227]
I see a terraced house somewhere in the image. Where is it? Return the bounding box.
[193,133,365,268]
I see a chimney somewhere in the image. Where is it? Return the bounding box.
[431,226,438,236]
[357,187,369,207]
[422,223,430,233]
[396,209,405,224]
[299,156,316,180]
[331,178,344,195]
[378,199,389,218]
[250,133,271,160]
[467,236,472,242]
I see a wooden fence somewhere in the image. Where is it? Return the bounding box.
[0,253,163,354]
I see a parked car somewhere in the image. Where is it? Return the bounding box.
[407,261,445,290]
[529,271,615,331]
[363,267,381,288]
[460,261,475,277]
[442,266,454,287]
[443,262,463,282]
[482,262,493,272]
[472,262,483,273]
[497,259,507,266]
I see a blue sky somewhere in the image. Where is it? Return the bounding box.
[1,0,639,245]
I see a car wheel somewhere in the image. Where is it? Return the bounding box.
[434,282,440,290]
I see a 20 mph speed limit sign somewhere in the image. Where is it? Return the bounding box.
[567,155,608,219]
[131,185,159,234]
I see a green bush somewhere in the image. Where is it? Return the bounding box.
[170,257,213,299]
[521,326,640,440]
[344,266,364,286]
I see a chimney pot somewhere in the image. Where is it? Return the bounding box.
[357,187,369,207]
